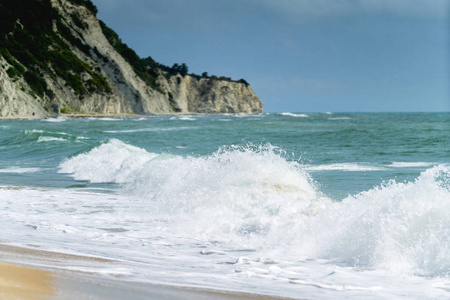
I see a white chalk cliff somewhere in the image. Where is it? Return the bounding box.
[0,0,263,118]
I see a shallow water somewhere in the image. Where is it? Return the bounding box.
[1,113,449,298]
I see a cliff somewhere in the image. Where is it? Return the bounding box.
[0,0,263,118]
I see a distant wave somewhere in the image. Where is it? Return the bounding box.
[87,117,122,121]
[104,127,192,133]
[170,116,196,121]
[43,117,67,122]
[0,167,41,173]
[328,117,352,120]
[305,163,385,172]
[37,136,66,143]
[390,162,435,168]
[280,113,309,118]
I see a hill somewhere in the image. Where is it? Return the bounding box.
[0,0,263,118]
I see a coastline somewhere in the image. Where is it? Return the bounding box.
[0,111,260,120]
[0,244,295,300]
[0,113,147,120]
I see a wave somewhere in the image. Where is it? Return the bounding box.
[59,139,158,183]
[9,129,86,145]
[328,117,352,120]
[59,139,319,199]
[170,116,196,121]
[305,163,386,172]
[37,136,66,143]
[299,165,450,277]
[390,162,435,168]
[104,127,192,133]
[58,140,450,277]
[280,113,309,118]
[86,117,122,121]
[0,167,41,173]
[43,117,67,122]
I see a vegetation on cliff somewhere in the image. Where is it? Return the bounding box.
[0,0,112,100]
[99,21,250,88]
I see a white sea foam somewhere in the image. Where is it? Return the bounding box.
[292,165,450,277]
[43,117,67,122]
[6,141,450,298]
[58,139,158,183]
[390,162,435,168]
[37,136,66,143]
[86,117,122,121]
[0,167,41,173]
[280,112,309,118]
[328,117,352,120]
[305,163,385,172]
[57,141,450,279]
[104,127,191,133]
[25,129,45,134]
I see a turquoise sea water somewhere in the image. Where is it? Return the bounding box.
[1,112,449,298]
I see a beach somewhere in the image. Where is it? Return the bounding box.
[0,244,291,300]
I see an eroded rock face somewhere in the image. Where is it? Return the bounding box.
[0,0,263,118]
[0,57,49,118]
[159,75,263,113]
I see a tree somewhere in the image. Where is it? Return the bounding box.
[179,63,188,77]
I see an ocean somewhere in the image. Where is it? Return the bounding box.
[0,112,449,299]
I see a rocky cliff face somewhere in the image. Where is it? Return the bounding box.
[0,0,263,118]
[0,57,48,118]
[158,74,263,113]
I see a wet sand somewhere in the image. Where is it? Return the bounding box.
[0,244,294,300]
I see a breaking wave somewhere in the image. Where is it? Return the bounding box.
[58,139,450,277]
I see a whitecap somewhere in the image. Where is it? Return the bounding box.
[280,113,309,118]
[0,167,41,173]
[305,163,385,172]
[37,136,66,143]
[25,129,45,134]
[104,127,192,133]
[298,165,450,277]
[58,139,158,183]
[43,117,67,122]
[390,162,435,168]
[87,117,121,121]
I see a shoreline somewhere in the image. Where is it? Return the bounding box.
[0,111,262,120]
[0,113,149,120]
[0,244,295,300]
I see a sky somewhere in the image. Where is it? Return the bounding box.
[92,0,449,112]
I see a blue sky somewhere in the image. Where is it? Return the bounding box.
[92,0,449,112]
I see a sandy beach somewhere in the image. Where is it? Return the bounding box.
[0,244,294,300]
